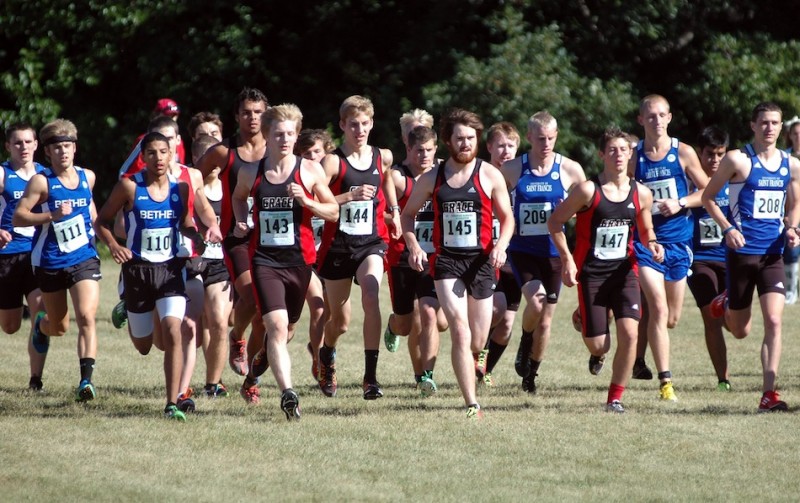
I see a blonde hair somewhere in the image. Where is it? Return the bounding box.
[399,109,434,141]
[261,103,303,133]
[639,94,670,115]
[527,111,557,133]
[40,119,78,145]
[487,122,521,146]
[339,95,374,121]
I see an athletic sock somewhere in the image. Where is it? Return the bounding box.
[607,383,625,403]
[657,371,672,381]
[485,340,507,373]
[364,349,379,383]
[319,344,335,366]
[79,358,95,382]
[529,359,541,376]
[415,374,422,383]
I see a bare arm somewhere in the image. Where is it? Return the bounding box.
[401,169,436,272]
[380,148,401,240]
[484,165,513,269]
[548,181,595,287]
[294,160,339,222]
[195,143,228,182]
[12,174,58,226]
[231,164,257,238]
[95,179,135,264]
[702,149,746,250]
[189,168,222,243]
[785,157,800,248]
[636,185,664,262]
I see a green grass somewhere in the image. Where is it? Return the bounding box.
[2,259,800,501]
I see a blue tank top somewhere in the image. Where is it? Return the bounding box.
[728,144,790,255]
[691,182,729,262]
[124,172,182,262]
[634,138,692,243]
[0,161,44,255]
[508,153,567,257]
[31,167,97,269]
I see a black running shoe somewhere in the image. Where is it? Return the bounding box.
[280,389,301,421]
[362,380,384,400]
[515,332,533,378]
[251,347,270,378]
[521,373,537,394]
[589,354,606,375]
[632,357,653,380]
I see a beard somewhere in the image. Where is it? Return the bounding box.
[447,143,478,164]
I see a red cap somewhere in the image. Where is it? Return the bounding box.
[154,98,180,117]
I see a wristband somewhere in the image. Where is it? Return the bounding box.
[722,225,735,236]
[390,205,401,213]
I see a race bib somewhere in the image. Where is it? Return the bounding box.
[443,212,477,248]
[699,217,723,246]
[259,210,295,246]
[753,190,784,219]
[141,227,173,262]
[246,196,255,229]
[646,178,678,213]
[518,202,552,236]
[593,225,628,260]
[311,216,325,250]
[53,214,89,254]
[492,218,500,245]
[203,241,224,260]
[414,221,434,254]
[340,200,373,235]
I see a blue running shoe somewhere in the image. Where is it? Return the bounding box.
[31,311,49,354]
[75,379,96,402]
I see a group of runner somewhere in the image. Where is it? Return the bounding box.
[3,90,797,420]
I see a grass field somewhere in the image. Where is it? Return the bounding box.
[2,259,800,501]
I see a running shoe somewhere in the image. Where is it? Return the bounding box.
[280,389,301,421]
[384,323,399,353]
[362,380,384,400]
[514,332,533,377]
[228,331,249,376]
[240,379,261,405]
[659,381,678,402]
[250,347,269,378]
[28,376,43,392]
[717,380,731,392]
[758,390,788,412]
[318,359,337,397]
[632,357,653,380]
[306,342,319,382]
[709,290,728,319]
[474,349,488,379]
[204,382,229,398]
[466,404,483,420]
[605,400,625,413]
[75,379,96,402]
[419,371,437,398]
[31,311,49,354]
[521,372,537,394]
[164,404,186,422]
[111,299,128,329]
[482,372,495,388]
[177,388,196,413]
[589,354,606,375]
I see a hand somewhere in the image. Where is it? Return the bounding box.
[233,221,249,238]
[408,247,428,272]
[648,241,665,263]
[109,244,133,264]
[53,201,72,220]
[788,228,800,248]
[724,228,745,250]
[204,224,223,244]
[191,232,207,255]
[0,229,12,248]
[657,198,681,217]
[351,184,376,201]
[388,212,401,240]
[561,258,578,287]
[287,182,308,205]
[488,247,506,270]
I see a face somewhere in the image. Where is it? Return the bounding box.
[155,126,179,159]
[410,139,437,170]
[340,112,373,147]
[447,123,479,164]
[44,141,76,170]
[752,111,782,145]
[301,140,327,163]
[526,125,557,160]
[5,129,38,165]
[638,99,672,137]
[601,137,632,172]
[237,100,267,135]
[699,145,727,174]
[142,140,171,176]
[487,133,518,168]
[789,124,800,151]
[267,120,298,157]
[194,121,222,141]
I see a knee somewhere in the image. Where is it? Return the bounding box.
[328,313,349,335]
[2,319,22,335]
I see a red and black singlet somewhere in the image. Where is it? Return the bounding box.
[248,157,316,268]
[432,159,494,257]
[387,164,435,267]
[218,135,265,238]
[319,146,388,254]
[574,176,640,277]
